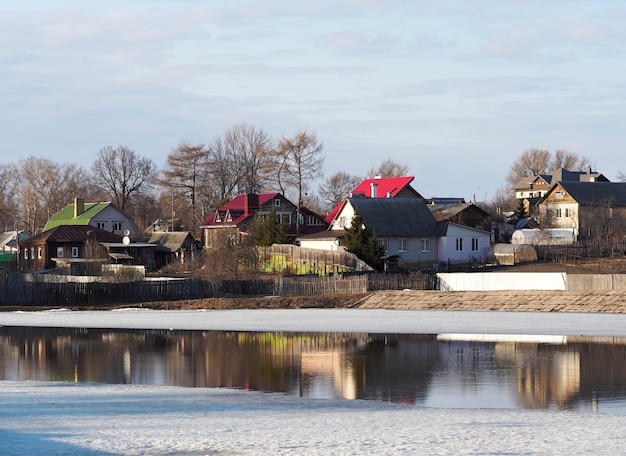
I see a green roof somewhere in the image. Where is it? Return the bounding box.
[43,202,110,231]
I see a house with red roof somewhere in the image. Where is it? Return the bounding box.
[298,176,491,269]
[199,193,328,248]
[324,176,422,224]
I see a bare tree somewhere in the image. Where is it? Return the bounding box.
[506,148,594,188]
[158,142,212,230]
[552,150,590,171]
[506,148,551,187]
[617,170,626,182]
[277,130,324,235]
[367,158,409,178]
[0,163,18,231]
[207,136,243,201]
[11,157,89,234]
[91,146,157,211]
[318,171,362,211]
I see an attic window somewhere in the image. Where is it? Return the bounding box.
[225,211,232,222]
[215,213,222,223]
[274,198,281,207]
[554,191,564,199]
[97,222,106,230]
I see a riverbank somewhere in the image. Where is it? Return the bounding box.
[3,289,626,313]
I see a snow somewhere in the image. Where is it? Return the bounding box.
[2,308,626,455]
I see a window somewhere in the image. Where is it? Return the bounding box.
[112,222,123,231]
[306,215,325,226]
[554,191,564,199]
[71,247,79,258]
[419,239,431,253]
[380,238,388,252]
[274,198,281,207]
[556,208,562,218]
[455,238,463,252]
[97,222,106,230]
[57,246,64,258]
[37,247,42,259]
[565,208,571,218]
[24,248,28,259]
[471,238,479,252]
[398,238,407,252]
[225,211,232,222]
[276,212,291,224]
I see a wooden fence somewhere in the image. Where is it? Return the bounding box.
[0,272,435,306]
[536,241,626,266]
[274,272,437,296]
[258,245,372,274]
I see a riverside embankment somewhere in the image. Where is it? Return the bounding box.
[354,289,626,313]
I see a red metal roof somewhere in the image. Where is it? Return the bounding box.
[200,193,281,227]
[324,176,417,223]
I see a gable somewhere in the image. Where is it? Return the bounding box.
[542,182,626,206]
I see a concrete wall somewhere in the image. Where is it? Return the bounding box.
[567,274,626,290]
[437,272,626,291]
[437,272,567,291]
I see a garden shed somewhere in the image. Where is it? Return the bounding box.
[489,243,537,266]
[511,228,576,246]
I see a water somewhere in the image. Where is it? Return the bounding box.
[1,327,626,414]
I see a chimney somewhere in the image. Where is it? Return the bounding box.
[74,198,85,218]
[370,182,378,198]
[244,194,259,216]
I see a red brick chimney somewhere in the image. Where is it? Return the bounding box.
[244,194,259,216]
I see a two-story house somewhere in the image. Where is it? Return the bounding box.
[537,181,626,239]
[44,198,139,237]
[200,193,328,248]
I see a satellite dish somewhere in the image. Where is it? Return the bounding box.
[123,229,131,236]
[122,236,131,246]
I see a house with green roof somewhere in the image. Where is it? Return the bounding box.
[43,198,139,237]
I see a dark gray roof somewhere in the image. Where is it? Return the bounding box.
[348,197,439,237]
[556,181,626,205]
[148,231,195,253]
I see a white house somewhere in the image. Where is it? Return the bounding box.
[437,222,491,265]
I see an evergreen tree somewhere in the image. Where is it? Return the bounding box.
[514,199,527,219]
[248,206,288,246]
[343,209,385,270]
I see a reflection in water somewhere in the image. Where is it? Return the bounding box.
[1,327,626,414]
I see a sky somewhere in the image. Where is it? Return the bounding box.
[2,1,625,203]
[2,308,626,454]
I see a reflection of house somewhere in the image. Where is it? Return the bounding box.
[199,193,328,248]
[44,198,139,237]
[537,181,626,238]
[148,231,198,267]
[18,225,123,272]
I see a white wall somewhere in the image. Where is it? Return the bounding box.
[437,224,491,264]
[437,272,567,291]
[299,239,341,251]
